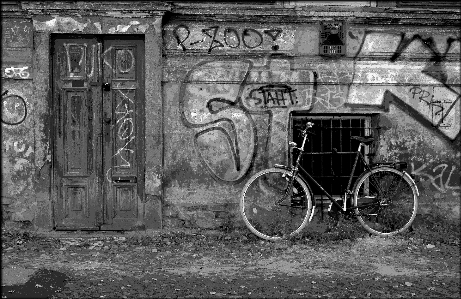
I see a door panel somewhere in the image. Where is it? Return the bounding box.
[53,36,144,230]
[101,38,144,230]
[53,37,100,229]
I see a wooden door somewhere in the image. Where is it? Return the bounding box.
[52,35,144,230]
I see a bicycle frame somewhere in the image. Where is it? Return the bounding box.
[292,158,371,213]
[275,129,377,214]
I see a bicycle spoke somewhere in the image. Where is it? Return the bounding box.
[354,168,418,236]
[241,169,312,241]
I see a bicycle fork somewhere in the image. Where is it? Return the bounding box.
[277,170,298,206]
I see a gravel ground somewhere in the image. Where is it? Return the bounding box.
[2,221,460,299]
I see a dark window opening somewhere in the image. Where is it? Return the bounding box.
[291,114,378,199]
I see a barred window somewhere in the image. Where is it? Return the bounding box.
[291,114,378,198]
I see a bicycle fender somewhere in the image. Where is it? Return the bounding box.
[402,170,420,196]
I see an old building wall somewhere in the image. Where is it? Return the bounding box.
[1,2,167,229]
[162,16,460,228]
[1,1,459,230]
[2,17,38,225]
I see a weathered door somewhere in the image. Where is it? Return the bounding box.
[52,35,144,230]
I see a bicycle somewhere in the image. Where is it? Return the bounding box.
[240,121,419,241]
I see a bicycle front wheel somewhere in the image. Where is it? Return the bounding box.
[240,168,313,241]
[353,167,418,236]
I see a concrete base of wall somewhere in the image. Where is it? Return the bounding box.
[162,198,460,231]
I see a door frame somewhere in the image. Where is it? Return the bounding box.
[50,33,146,230]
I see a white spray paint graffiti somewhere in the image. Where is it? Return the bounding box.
[2,138,35,195]
[3,66,30,79]
[411,161,460,193]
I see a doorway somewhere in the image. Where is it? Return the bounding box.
[51,35,145,230]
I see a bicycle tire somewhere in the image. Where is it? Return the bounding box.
[352,167,418,236]
[240,168,313,241]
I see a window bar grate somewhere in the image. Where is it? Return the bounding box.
[292,115,373,202]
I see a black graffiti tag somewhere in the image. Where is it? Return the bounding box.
[409,86,453,128]
[172,24,190,51]
[172,25,283,52]
[247,84,298,109]
[202,26,225,53]
[1,90,27,125]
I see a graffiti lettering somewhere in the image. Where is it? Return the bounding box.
[1,90,28,125]
[411,162,460,193]
[242,28,263,49]
[202,26,224,53]
[349,31,460,140]
[116,49,135,73]
[3,66,30,79]
[179,58,316,182]
[409,86,453,128]
[173,24,190,51]
[2,20,32,47]
[3,139,33,157]
[2,137,34,195]
[245,84,298,109]
[113,89,135,169]
[224,28,240,48]
[172,25,282,52]
[314,63,351,110]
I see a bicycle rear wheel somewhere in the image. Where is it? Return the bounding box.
[240,168,313,241]
[353,167,418,236]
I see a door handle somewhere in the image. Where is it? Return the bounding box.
[104,117,111,124]
[103,82,111,91]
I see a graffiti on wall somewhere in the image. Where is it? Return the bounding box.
[113,88,136,170]
[176,25,460,194]
[409,86,454,128]
[411,161,460,193]
[3,66,31,79]
[2,137,35,196]
[1,90,28,125]
[312,63,351,110]
[179,57,316,182]
[2,19,33,48]
[349,31,460,140]
[168,24,292,53]
[2,19,33,80]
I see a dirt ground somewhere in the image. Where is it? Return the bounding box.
[1,221,460,299]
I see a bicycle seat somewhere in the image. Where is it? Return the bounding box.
[351,136,374,145]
